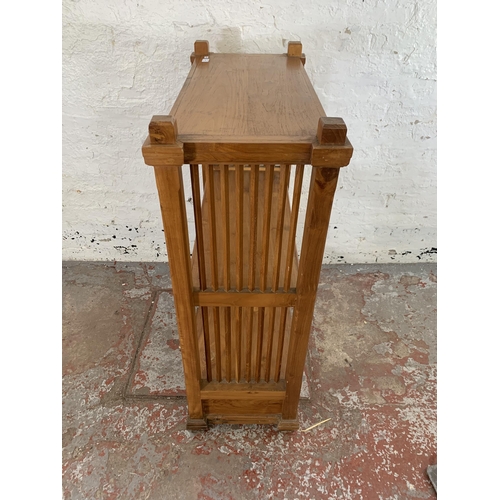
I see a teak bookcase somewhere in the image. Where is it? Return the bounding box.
[142,41,353,430]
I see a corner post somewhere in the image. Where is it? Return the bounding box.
[145,116,207,430]
[279,117,348,430]
[190,40,210,64]
[317,117,347,145]
[287,41,306,65]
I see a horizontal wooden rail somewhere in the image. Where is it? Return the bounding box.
[193,291,297,307]
[206,414,281,425]
[200,380,286,400]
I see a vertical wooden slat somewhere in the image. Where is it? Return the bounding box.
[284,164,304,292]
[274,307,288,382]
[201,307,211,381]
[213,307,221,382]
[190,164,206,290]
[260,165,274,291]
[153,166,204,424]
[264,307,276,382]
[204,164,219,291]
[235,306,242,382]
[248,165,259,291]
[236,165,244,291]
[202,164,207,186]
[190,164,212,382]
[245,307,253,382]
[224,306,231,381]
[221,164,231,291]
[272,164,291,291]
[281,167,340,427]
[205,165,221,381]
[255,307,265,381]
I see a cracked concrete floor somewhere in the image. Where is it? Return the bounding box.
[62,262,437,500]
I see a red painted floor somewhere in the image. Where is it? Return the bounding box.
[62,262,436,499]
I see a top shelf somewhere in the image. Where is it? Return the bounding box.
[142,41,353,167]
[171,53,325,144]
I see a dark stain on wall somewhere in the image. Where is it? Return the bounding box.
[63,226,166,257]
[417,247,437,260]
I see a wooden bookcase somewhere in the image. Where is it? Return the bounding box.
[142,40,353,430]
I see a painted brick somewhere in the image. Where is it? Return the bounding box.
[63,0,437,264]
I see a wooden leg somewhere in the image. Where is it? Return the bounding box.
[186,418,209,431]
[281,167,340,424]
[277,418,300,431]
[154,166,206,429]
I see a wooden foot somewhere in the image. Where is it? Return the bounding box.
[186,417,208,431]
[277,418,299,431]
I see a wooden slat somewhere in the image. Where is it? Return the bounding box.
[235,306,242,383]
[196,305,206,379]
[284,164,304,292]
[221,164,231,291]
[260,165,274,291]
[193,291,297,307]
[204,164,219,291]
[213,307,222,381]
[245,307,253,382]
[202,163,207,186]
[274,307,288,382]
[190,165,212,382]
[224,307,231,381]
[255,307,265,381]
[190,165,206,290]
[272,165,291,291]
[264,307,276,382]
[248,165,259,291]
[236,165,244,291]
[201,306,212,381]
[153,166,204,423]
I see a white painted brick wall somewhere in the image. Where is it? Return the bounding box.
[63,0,436,264]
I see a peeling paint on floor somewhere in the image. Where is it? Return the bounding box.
[62,262,436,499]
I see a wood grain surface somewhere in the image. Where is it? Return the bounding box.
[144,42,352,428]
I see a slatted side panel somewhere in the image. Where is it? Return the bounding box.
[189,164,307,382]
[197,305,294,383]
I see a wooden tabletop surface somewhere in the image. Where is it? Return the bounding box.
[143,43,353,167]
[170,53,326,144]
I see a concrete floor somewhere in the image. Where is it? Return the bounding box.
[62,262,437,500]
